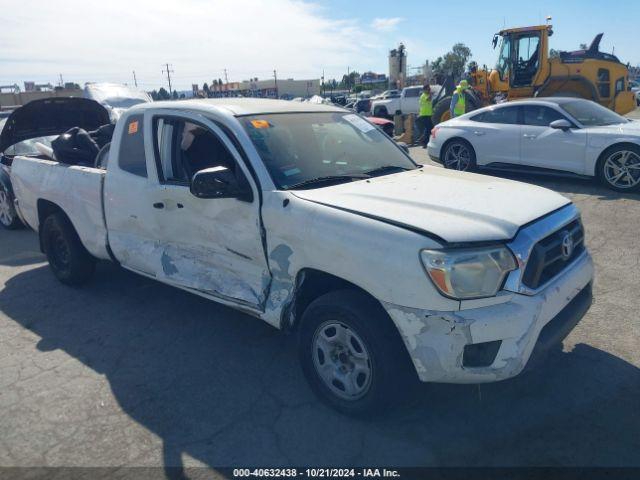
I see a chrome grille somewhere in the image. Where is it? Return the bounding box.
[521,219,585,290]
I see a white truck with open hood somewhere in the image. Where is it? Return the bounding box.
[9,98,594,415]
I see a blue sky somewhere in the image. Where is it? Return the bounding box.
[321,0,640,74]
[0,0,638,91]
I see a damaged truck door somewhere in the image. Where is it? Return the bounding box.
[104,111,269,309]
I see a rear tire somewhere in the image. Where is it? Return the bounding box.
[441,139,477,172]
[433,90,482,125]
[41,212,96,285]
[0,183,22,230]
[432,96,453,125]
[596,144,640,192]
[298,289,415,416]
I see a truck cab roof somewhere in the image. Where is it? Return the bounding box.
[129,98,345,117]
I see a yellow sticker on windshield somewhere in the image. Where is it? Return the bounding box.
[251,119,270,129]
[128,121,139,134]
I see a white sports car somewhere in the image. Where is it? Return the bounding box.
[427,98,640,192]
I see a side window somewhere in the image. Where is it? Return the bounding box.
[523,106,565,127]
[404,88,420,98]
[118,114,147,177]
[153,118,238,184]
[471,106,519,125]
[615,77,625,95]
[597,69,610,98]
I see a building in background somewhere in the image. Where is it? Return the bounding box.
[208,78,319,98]
[361,72,387,85]
[389,43,407,89]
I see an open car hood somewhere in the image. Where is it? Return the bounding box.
[0,97,110,153]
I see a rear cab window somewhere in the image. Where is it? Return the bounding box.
[118,114,147,177]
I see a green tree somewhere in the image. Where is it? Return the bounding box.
[172,90,179,100]
[158,87,170,100]
[432,43,472,80]
[550,48,560,59]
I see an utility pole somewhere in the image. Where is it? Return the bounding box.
[223,69,229,85]
[347,66,350,92]
[58,74,64,87]
[132,70,138,87]
[162,63,174,95]
[273,69,278,98]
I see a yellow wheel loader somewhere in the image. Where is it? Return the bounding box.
[432,25,636,124]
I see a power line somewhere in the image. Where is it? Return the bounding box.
[162,63,174,94]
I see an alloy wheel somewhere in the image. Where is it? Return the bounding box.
[0,188,15,227]
[312,321,373,401]
[604,150,640,189]
[444,143,471,171]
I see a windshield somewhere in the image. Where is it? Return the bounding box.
[561,100,628,126]
[3,135,57,156]
[496,35,511,79]
[240,112,416,189]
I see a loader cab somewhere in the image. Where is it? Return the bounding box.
[491,25,552,95]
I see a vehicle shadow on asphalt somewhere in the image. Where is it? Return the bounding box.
[1,263,639,474]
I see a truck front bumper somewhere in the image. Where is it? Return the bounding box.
[384,250,594,383]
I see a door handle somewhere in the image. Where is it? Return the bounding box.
[472,130,485,136]
[153,202,165,209]
[523,134,537,139]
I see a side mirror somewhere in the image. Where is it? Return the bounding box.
[397,142,410,154]
[190,166,252,201]
[550,119,572,131]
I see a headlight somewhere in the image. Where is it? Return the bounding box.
[421,246,517,300]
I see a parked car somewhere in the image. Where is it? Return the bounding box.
[367,116,395,137]
[9,98,593,415]
[428,98,640,192]
[348,98,371,114]
[370,85,442,118]
[0,98,111,229]
[371,89,400,100]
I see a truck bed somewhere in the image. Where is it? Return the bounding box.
[11,156,111,260]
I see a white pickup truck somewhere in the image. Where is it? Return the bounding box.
[370,85,442,118]
[8,98,594,415]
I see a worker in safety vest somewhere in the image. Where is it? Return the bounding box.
[418,84,433,148]
[449,79,469,118]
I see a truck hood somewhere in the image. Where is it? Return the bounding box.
[291,168,571,243]
[0,97,110,153]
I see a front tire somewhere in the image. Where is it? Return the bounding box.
[298,289,415,416]
[41,212,96,285]
[596,145,640,192]
[441,139,476,171]
[0,183,22,230]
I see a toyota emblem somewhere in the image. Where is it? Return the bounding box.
[561,231,574,260]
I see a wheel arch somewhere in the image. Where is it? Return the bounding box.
[594,141,640,177]
[440,135,477,163]
[287,268,420,384]
[36,199,77,253]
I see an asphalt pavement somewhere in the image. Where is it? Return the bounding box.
[0,129,639,477]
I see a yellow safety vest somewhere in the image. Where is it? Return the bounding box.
[419,92,433,117]
[454,89,466,116]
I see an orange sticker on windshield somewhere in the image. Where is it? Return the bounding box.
[128,121,139,134]
[251,120,270,129]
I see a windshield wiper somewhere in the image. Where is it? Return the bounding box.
[363,165,414,177]
[285,174,370,190]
